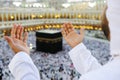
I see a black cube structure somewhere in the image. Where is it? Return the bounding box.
[36,30,62,53]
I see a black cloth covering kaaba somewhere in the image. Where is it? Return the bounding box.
[36,30,62,53]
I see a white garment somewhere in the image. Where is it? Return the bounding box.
[106,0,120,56]
[69,43,120,80]
[69,43,101,74]
[9,52,40,80]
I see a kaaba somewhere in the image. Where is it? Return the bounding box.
[36,30,62,53]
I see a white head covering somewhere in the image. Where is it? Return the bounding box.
[106,0,120,56]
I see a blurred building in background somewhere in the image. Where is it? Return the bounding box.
[0,0,106,36]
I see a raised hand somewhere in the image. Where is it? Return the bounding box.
[62,23,85,48]
[4,24,30,54]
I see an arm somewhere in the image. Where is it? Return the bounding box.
[69,43,101,74]
[9,52,40,80]
[61,23,101,74]
[5,24,40,80]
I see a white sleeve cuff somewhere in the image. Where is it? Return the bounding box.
[8,51,34,74]
[69,43,87,58]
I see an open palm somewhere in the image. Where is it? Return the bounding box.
[4,24,29,54]
[62,23,85,48]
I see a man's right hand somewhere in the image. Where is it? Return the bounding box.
[62,23,85,48]
[4,24,30,54]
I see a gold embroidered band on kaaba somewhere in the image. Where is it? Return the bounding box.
[37,37,62,43]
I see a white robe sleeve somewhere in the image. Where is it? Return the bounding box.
[69,43,102,74]
[8,52,40,80]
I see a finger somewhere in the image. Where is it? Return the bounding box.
[63,23,66,28]
[11,24,17,38]
[23,32,28,43]
[69,23,74,29]
[68,23,74,32]
[62,24,67,36]
[19,26,24,40]
[4,36,15,49]
[12,24,17,38]
[61,28,66,37]
[16,25,21,39]
[80,28,85,36]
[11,26,14,37]
[65,23,69,35]
[66,23,71,33]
